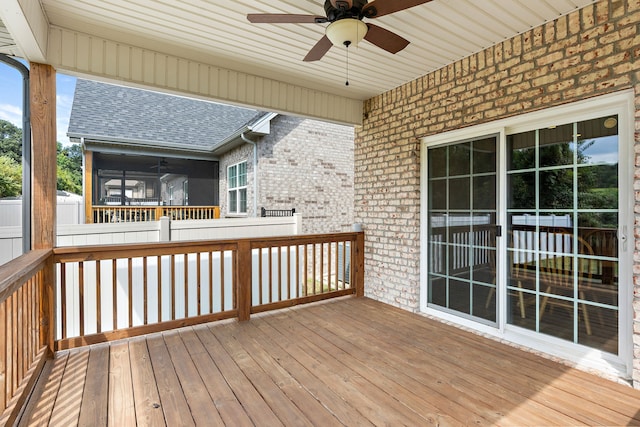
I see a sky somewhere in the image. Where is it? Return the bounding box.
[0,61,76,145]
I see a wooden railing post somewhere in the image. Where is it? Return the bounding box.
[353,232,365,297]
[40,256,55,356]
[31,63,57,357]
[236,240,252,321]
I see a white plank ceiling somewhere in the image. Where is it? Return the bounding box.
[1,0,597,106]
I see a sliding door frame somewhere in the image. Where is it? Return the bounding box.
[420,90,635,379]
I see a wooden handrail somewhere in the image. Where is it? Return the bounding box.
[54,240,238,262]
[0,249,51,304]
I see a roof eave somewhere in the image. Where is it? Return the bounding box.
[211,112,278,156]
[73,134,220,161]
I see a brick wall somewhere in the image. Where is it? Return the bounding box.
[355,0,640,386]
[221,116,354,234]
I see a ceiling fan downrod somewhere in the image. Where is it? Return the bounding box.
[344,40,351,86]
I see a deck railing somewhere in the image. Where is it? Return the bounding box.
[53,232,364,349]
[91,205,221,223]
[0,232,363,422]
[0,249,53,426]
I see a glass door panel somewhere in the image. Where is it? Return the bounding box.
[506,115,619,354]
[427,136,498,324]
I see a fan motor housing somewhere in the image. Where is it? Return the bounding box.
[324,0,368,21]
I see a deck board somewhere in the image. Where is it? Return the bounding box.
[146,332,195,427]
[162,330,224,426]
[128,337,165,427]
[48,349,88,426]
[238,318,374,426]
[78,344,109,426]
[194,324,283,426]
[213,322,315,427]
[19,297,640,426]
[224,321,343,427]
[176,328,254,427]
[18,352,68,427]
[108,341,136,426]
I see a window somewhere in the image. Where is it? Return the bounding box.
[228,161,247,214]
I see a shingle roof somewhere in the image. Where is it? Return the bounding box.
[67,79,262,149]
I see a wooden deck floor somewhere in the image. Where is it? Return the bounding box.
[20,297,640,426]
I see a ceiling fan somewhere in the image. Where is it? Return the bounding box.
[150,158,172,173]
[247,0,432,62]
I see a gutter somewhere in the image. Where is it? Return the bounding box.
[0,54,31,254]
[67,132,215,154]
[80,140,219,161]
[240,132,258,217]
[215,112,277,217]
[211,112,277,156]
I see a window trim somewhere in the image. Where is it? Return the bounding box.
[227,161,248,215]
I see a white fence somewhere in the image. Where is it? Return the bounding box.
[0,227,22,265]
[0,214,302,265]
[0,197,84,227]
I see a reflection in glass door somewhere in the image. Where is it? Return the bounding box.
[427,136,498,324]
[506,115,619,354]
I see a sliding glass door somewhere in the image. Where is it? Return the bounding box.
[506,115,619,354]
[427,136,498,324]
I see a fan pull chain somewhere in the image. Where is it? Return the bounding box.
[344,40,351,86]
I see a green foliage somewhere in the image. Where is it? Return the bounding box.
[57,143,83,194]
[0,121,83,196]
[509,139,618,212]
[0,156,22,197]
[0,120,23,163]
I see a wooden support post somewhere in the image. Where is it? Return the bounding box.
[236,240,252,321]
[84,150,93,223]
[30,63,57,356]
[353,232,365,297]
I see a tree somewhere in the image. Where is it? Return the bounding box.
[57,143,83,194]
[0,120,83,196]
[0,156,22,197]
[0,120,23,163]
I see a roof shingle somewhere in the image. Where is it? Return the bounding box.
[67,79,262,149]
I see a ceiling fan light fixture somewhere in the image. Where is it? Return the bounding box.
[325,18,367,47]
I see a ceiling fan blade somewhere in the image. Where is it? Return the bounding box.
[363,0,432,19]
[364,23,410,54]
[247,14,325,24]
[303,35,333,61]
